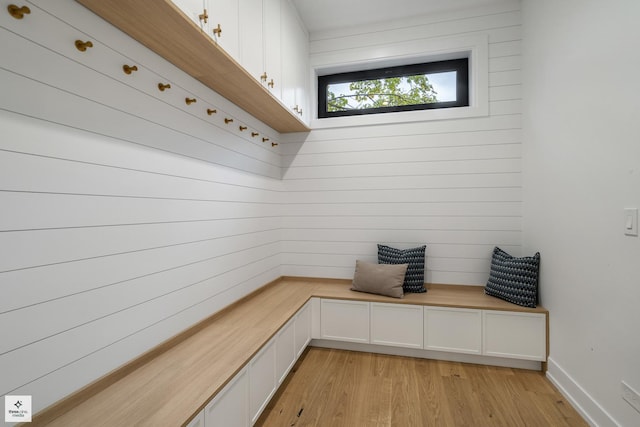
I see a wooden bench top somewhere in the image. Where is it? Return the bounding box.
[34,277,547,426]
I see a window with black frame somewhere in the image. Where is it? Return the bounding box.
[318,58,469,118]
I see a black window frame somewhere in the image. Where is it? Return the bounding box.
[318,58,469,119]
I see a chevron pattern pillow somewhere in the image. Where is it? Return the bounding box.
[485,247,540,308]
[377,244,426,293]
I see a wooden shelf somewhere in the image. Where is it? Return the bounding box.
[76,0,311,134]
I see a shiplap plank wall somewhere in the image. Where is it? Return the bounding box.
[0,0,283,414]
[280,1,522,284]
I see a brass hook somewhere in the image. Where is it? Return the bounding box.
[260,72,267,82]
[75,40,94,52]
[224,118,234,124]
[268,79,274,89]
[158,83,171,91]
[213,23,222,37]
[185,98,197,105]
[271,142,278,147]
[251,132,259,137]
[239,126,247,131]
[262,137,269,143]
[207,108,217,115]
[123,64,138,74]
[7,4,30,19]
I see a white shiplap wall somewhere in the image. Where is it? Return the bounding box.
[0,0,283,414]
[280,1,523,284]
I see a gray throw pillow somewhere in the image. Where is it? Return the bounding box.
[378,244,427,293]
[351,260,408,298]
[485,247,540,308]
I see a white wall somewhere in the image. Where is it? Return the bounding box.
[0,0,283,414]
[281,1,524,285]
[522,1,640,426]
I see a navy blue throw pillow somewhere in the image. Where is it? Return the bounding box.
[377,244,426,293]
[485,247,540,308]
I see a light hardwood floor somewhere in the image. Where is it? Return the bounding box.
[257,347,587,427]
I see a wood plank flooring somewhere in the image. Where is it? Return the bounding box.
[257,347,587,427]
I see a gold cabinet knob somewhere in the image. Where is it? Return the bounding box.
[207,108,217,115]
[123,64,138,74]
[213,23,222,37]
[7,4,30,19]
[158,83,171,91]
[224,118,233,124]
[239,126,247,131]
[75,40,94,52]
[185,97,197,105]
[199,9,208,24]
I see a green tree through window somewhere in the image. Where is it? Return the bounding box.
[327,75,438,112]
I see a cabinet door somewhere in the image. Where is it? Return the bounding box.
[424,307,482,354]
[483,311,546,361]
[320,299,369,343]
[280,0,301,114]
[249,339,276,424]
[209,0,240,61]
[370,303,423,348]
[239,0,263,80]
[263,0,281,98]
[276,319,295,385]
[294,301,311,357]
[204,367,249,427]
[171,0,207,29]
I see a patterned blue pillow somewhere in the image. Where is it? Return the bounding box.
[485,247,540,308]
[377,244,426,293]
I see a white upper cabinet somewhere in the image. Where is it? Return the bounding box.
[170,0,308,125]
[209,0,240,61]
[239,0,263,80]
[280,0,308,121]
[172,0,208,29]
[263,0,282,98]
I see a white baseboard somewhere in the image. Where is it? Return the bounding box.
[310,339,542,370]
[546,357,619,427]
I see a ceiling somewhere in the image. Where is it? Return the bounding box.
[292,0,505,33]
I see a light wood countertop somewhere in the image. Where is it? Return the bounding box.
[33,277,547,426]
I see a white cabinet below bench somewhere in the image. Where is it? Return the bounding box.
[424,307,482,355]
[320,299,369,343]
[371,303,423,349]
[204,367,249,427]
[191,300,312,427]
[317,298,547,365]
[483,310,547,361]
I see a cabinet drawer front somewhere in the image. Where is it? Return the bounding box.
[249,340,276,424]
[371,303,423,348]
[424,307,482,354]
[276,320,295,385]
[204,367,249,427]
[483,311,546,361]
[294,302,311,357]
[320,299,370,343]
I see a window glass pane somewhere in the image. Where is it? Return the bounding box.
[327,71,457,112]
[318,58,469,118]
